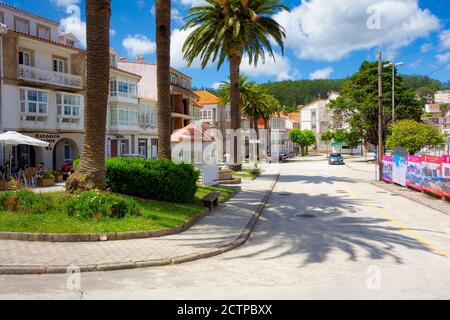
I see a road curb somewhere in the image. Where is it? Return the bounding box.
[0,174,279,275]
[369,181,450,216]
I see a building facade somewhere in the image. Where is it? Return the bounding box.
[117,58,197,134]
[0,3,86,170]
[193,90,231,132]
[300,92,340,151]
[435,90,450,104]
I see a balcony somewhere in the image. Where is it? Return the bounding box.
[57,116,83,131]
[17,65,83,90]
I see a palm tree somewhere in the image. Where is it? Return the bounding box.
[156,0,172,159]
[218,75,280,161]
[182,0,288,169]
[66,0,111,192]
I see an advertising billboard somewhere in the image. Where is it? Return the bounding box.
[406,155,422,191]
[382,156,393,183]
[421,155,443,196]
[442,156,450,198]
[393,155,407,186]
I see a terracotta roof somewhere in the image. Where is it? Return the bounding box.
[0,3,59,26]
[9,30,85,53]
[286,112,300,123]
[194,90,220,105]
[110,66,142,79]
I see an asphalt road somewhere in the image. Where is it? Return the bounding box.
[1,160,449,300]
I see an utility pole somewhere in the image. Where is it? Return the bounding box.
[377,51,384,181]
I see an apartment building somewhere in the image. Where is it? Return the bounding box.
[264,113,299,155]
[0,3,86,170]
[117,57,198,134]
[193,90,231,132]
[300,92,340,151]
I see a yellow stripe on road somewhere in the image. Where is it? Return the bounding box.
[344,189,450,259]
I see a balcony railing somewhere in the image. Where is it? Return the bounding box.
[18,65,83,90]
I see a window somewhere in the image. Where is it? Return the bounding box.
[110,78,137,98]
[20,88,48,121]
[200,109,213,121]
[66,39,75,47]
[64,143,72,162]
[193,108,200,120]
[19,50,32,66]
[311,111,317,119]
[53,58,65,73]
[110,54,117,67]
[37,24,50,40]
[57,93,81,121]
[140,104,157,129]
[120,140,130,155]
[181,79,189,89]
[170,74,178,85]
[110,106,139,126]
[14,16,30,34]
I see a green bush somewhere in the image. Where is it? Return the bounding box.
[64,190,141,220]
[106,158,199,203]
[0,190,53,214]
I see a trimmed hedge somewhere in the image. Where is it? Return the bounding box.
[106,158,199,203]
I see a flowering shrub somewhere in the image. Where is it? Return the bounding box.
[63,190,141,220]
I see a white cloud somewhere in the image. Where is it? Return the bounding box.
[171,27,205,69]
[211,82,222,90]
[136,0,146,10]
[274,0,440,62]
[122,35,156,57]
[439,29,450,49]
[51,0,80,7]
[171,8,185,25]
[309,67,334,80]
[178,0,207,7]
[110,29,117,37]
[59,5,86,47]
[436,52,450,63]
[241,53,297,81]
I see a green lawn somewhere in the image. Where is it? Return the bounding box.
[0,186,236,234]
[195,185,238,202]
[233,167,262,180]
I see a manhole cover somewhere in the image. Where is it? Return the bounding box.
[279,193,291,196]
[390,194,399,196]
[297,214,316,219]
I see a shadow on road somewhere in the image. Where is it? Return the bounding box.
[221,173,438,266]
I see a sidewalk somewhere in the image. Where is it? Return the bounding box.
[371,181,450,215]
[0,168,279,274]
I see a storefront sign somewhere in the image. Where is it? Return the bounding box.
[406,155,422,191]
[442,156,450,198]
[34,133,61,150]
[421,155,443,196]
[382,156,393,183]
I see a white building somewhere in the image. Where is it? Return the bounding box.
[0,3,86,170]
[117,57,198,134]
[300,92,340,151]
[193,90,231,131]
[435,90,450,104]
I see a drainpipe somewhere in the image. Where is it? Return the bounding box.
[0,24,7,164]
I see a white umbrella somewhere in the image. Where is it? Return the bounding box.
[0,131,49,178]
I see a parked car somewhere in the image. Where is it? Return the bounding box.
[120,154,146,159]
[329,153,345,165]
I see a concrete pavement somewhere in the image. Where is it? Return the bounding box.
[0,161,449,299]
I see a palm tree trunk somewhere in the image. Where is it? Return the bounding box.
[229,54,242,171]
[156,0,171,159]
[66,0,110,193]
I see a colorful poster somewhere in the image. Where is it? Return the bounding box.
[382,156,393,183]
[442,156,450,197]
[393,155,407,186]
[421,155,443,196]
[406,155,422,191]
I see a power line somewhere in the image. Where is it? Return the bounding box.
[425,60,450,76]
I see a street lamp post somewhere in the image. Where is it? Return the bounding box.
[383,61,404,123]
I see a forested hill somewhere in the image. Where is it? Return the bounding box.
[196,75,448,112]
[259,79,346,109]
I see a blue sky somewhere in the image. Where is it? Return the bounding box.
[2,0,450,88]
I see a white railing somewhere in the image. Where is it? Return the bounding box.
[17,65,83,90]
